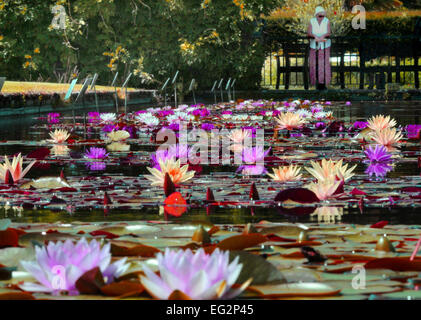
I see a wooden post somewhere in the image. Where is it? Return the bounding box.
[359,39,365,90]
[285,50,290,90]
[304,45,309,90]
[340,42,345,89]
[415,54,420,89]
[276,54,281,90]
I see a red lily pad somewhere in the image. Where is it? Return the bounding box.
[274,188,320,204]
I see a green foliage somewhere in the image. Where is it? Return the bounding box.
[0,0,281,90]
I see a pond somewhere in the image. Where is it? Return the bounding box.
[0,100,421,226]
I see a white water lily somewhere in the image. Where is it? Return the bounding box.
[140,248,250,300]
[136,113,160,126]
[100,113,116,123]
[47,129,70,144]
[107,130,130,142]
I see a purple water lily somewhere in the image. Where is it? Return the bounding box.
[364,145,392,163]
[406,124,421,139]
[102,124,118,133]
[365,162,393,178]
[84,147,109,159]
[242,146,271,164]
[315,122,326,130]
[353,121,368,130]
[20,238,129,295]
[86,161,107,171]
[47,113,60,124]
[237,164,267,175]
[201,123,215,131]
[88,111,100,123]
[151,144,192,169]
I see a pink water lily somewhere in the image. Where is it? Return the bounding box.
[140,248,250,300]
[0,153,36,183]
[20,238,129,295]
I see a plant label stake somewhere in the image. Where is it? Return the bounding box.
[161,77,170,106]
[231,79,236,101]
[225,78,231,101]
[211,80,218,104]
[90,73,99,113]
[111,72,119,113]
[218,78,224,102]
[0,77,6,93]
[74,77,92,124]
[122,72,132,115]
[172,71,179,108]
[188,78,196,105]
[65,78,78,101]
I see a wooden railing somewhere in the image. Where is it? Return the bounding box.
[262,35,421,90]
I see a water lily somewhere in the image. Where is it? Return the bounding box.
[84,147,109,160]
[47,129,70,144]
[136,113,160,127]
[370,127,403,146]
[312,207,343,224]
[100,113,117,123]
[242,146,271,165]
[20,238,129,295]
[367,115,396,131]
[267,165,302,182]
[140,248,250,300]
[107,130,130,142]
[305,159,356,183]
[1,153,36,183]
[146,158,195,186]
[307,180,341,201]
[406,125,421,139]
[365,162,393,178]
[364,145,392,163]
[106,142,130,152]
[237,164,267,175]
[50,145,70,157]
[228,129,251,144]
[86,161,106,171]
[275,112,306,130]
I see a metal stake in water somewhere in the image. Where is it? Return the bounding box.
[231,78,236,101]
[172,71,179,108]
[74,77,91,124]
[122,72,132,115]
[211,80,218,105]
[218,78,224,102]
[161,77,170,106]
[189,78,196,105]
[225,78,231,102]
[83,112,87,139]
[90,73,99,113]
[111,72,119,113]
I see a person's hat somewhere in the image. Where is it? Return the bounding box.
[315,6,326,16]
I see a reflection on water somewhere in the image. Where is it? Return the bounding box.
[1,101,421,224]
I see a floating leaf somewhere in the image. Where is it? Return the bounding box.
[111,243,160,257]
[100,281,144,297]
[217,233,267,251]
[229,251,286,285]
[75,267,105,295]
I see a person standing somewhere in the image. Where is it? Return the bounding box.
[308,6,332,90]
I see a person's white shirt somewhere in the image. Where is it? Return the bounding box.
[310,17,331,50]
